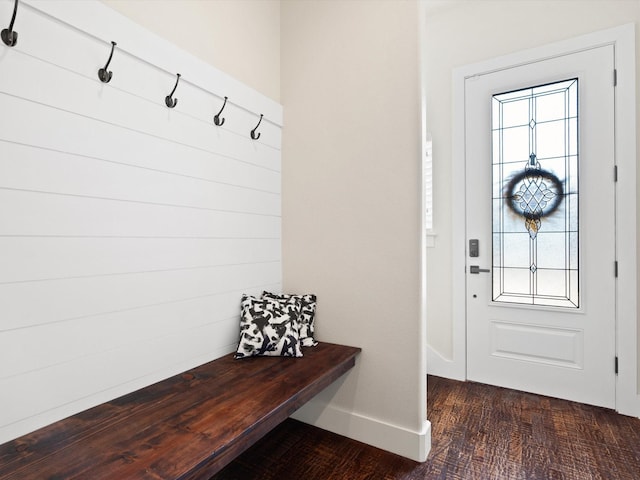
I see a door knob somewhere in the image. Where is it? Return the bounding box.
[469,265,490,274]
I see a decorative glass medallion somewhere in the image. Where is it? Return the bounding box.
[492,79,579,308]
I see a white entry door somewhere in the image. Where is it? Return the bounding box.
[465,45,616,408]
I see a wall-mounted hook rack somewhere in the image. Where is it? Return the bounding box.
[98,41,117,83]
[165,73,181,108]
[214,96,228,126]
[1,0,19,47]
[250,114,263,140]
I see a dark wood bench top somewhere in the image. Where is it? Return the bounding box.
[0,342,361,480]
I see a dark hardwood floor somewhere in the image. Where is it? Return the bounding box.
[211,375,640,480]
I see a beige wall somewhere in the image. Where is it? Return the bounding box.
[281,0,426,447]
[101,0,281,102]
[424,0,639,385]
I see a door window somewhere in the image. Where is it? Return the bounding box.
[492,79,579,308]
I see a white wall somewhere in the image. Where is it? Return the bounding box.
[0,0,282,444]
[281,0,429,461]
[102,0,281,102]
[424,0,640,397]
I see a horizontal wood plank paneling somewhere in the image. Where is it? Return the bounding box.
[0,71,281,173]
[1,317,241,419]
[1,290,247,377]
[0,136,281,197]
[0,238,281,284]
[0,132,280,217]
[2,2,282,148]
[0,0,282,443]
[22,0,283,130]
[1,259,281,337]
[0,92,280,181]
[0,190,281,238]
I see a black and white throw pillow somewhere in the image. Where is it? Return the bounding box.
[262,291,318,347]
[235,294,303,358]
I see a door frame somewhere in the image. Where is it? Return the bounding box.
[451,24,638,416]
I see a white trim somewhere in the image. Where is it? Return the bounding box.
[417,0,430,458]
[451,62,469,381]
[452,24,638,416]
[20,0,283,126]
[292,401,432,462]
[427,345,465,381]
[612,25,639,418]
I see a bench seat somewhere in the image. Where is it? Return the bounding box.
[0,342,361,480]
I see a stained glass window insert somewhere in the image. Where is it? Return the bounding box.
[492,79,578,308]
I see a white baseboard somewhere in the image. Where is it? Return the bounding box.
[427,345,465,381]
[291,401,431,462]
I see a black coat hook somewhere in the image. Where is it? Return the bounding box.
[1,0,19,47]
[251,114,263,140]
[165,73,181,108]
[98,41,117,83]
[214,96,228,126]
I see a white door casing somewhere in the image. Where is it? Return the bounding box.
[465,46,615,408]
[449,24,638,416]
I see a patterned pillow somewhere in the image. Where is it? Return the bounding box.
[262,291,318,347]
[235,295,303,358]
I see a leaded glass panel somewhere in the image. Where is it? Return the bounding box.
[492,79,579,308]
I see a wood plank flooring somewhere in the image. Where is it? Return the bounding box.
[211,375,640,479]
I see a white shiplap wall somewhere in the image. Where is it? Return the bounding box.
[0,0,282,444]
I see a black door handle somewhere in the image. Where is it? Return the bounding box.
[470,265,490,274]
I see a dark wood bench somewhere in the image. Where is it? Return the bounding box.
[0,342,361,480]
